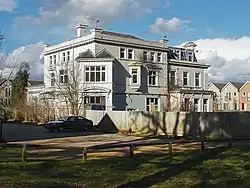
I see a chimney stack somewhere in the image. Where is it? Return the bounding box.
[76,24,88,38]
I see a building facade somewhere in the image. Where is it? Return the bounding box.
[208,83,226,111]
[239,81,250,111]
[36,24,213,113]
[219,82,244,111]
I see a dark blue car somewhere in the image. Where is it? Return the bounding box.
[45,116,93,132]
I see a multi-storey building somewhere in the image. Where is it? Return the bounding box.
[34,24,213,113]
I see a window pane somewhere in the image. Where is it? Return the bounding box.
[132,75,137,83]
[101,72,105,81]
[90,72,95,81]
[90,97,95,103]
[85,67,89,71]
[90,66,95,71]
[96,72,100,82]
[60,76,64,83]
[101,66,105,71]
[120,48,125,58]
[64,75,68,83]
[132,69,137,74]
[96,97,101,104]
[85,72,89,81]
[96,66,100,71]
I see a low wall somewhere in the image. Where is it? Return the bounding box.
[85,111,250,138]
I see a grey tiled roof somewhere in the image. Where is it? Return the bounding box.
[213,83,226,90]
[230,82,245,89]
[102,31,142,40]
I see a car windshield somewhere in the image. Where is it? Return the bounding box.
[56,117,68,121]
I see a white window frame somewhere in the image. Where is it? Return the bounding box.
[130,67,140,85]
[174,50,181,60]
[120,48,126,59]
[59,70,68,84]
[49,56,53,65]
[62,52,66,62]
[146,97,159,112]
[157,53,162,62]
[128,49,134,60]
[170,70,176,85]
[53,55,56,65]
[85,66,106,82]
[183,71,189,86]
[67,51,70,62]
[50,73,55,86]
[143,51,148,61]
[195,72,201,87]
[188,52,193,61]
[148,70,158,86]
[150,52,155,62]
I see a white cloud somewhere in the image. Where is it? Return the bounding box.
[149,17,192,34]
[13,0,155,38]
[1,42,44,80]
[0,0,16,12]
[191,37,250,82]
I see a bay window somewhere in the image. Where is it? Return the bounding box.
[85,66,106,82]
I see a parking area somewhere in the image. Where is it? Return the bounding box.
[2,123,143,148]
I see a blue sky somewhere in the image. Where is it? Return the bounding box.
[1,0,250,82]
[1,0,249,51]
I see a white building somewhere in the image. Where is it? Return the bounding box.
[30,24,213,113]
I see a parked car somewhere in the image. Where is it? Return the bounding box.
[45,116,93,132]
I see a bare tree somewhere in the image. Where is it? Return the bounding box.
[46,59,87,116]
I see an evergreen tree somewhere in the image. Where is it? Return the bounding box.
[11,62,30,119]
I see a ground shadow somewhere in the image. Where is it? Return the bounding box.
[117,147,229,188]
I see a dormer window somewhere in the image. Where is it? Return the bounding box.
[188,52,193,61]
[175,50,180,60]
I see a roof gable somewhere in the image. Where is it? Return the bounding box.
[221,82,245,91]
[209,82,226,91]
[76,49,95,59]
[75,49,115,60]
[231,82,245,89]
[95,49,114,59]
[239,81,250,90]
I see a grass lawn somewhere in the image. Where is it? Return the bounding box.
[1,146,250,187]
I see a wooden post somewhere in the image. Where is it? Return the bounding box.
[129,144,135,158]
[201,140,205,151]
[22,144,27,162]
[83,147,87,163]
[169,140,173,158]
[228,139,232,148]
